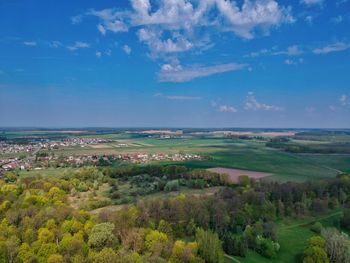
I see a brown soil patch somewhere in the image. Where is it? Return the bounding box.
[207,167,272,183]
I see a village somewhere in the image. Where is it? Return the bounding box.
[0,137,202,175]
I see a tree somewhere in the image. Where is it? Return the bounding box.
[222,233,247,257]
[310,222,323,234]
[88,223,116,250]
[169,240,204,263]
[341,209,350,231]
[321,228,350,263]
[158,219,173,237]
[47,254,64,263]
[255,235,280,259]
[89,248,118,263]
[4,172,18,183]
[303,236,329,263]
[145,230,169,258]
[195,228,224,263]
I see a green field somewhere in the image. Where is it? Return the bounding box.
[3,130,350,182]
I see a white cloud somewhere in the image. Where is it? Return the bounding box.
[23,41,37,46]
[245,48,270,58]
[123,45,132,54]
[49,41,62,48]
[67,41,90,51]
[218,105,238,113]
[87,8,128,33]
[340,95,349,106]
[158,62,247,83]
[300,0,324,6]
[285,58,304,65]
[313,42,350,54]
[96,51,102,58]
[246,45,302,58]
[97,24,107,35]
[273,45,303,56]
[79,0,294,58]
[244,92,284,111]
[137,28,193,56]
[216,0,294,39]
[305,15,314,24]
[154,93,201,100]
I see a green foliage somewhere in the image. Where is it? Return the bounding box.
[223,232,247,257]
[164,180,180,192]
[89,248,118,263]
[4,172,18,183]
[169,240,204,263]
[303,236,329,263]
[145,230,169,257]
[310,222,323,234]
[255,235,280,259]
[195,228,224,263]
[88,223,116,250]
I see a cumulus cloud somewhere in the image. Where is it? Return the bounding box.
[67,41,90,51]
[154,93,201,100]
[158,62,247,82]
[218,105,238,113]
[86,8,128,33]
[79,0,294,57]
[313,42,350,54]
[244,92,284,111]
[123,45,132,54]
[23,41,37,46]
[215,0,294,39]
[300,0,324,6]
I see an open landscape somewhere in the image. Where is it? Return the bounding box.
[1,128,350,262]
[1,0,350,262]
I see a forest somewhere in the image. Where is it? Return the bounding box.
[1,164,350,263]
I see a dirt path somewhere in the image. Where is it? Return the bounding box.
[224,254,241,263]
[282,211,343,230]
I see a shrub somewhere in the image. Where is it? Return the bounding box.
[164,180,180,192]
[310,222,323,233]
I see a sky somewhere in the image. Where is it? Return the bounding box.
[0,0,349,128]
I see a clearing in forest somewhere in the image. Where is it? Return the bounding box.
[207,167,272,183]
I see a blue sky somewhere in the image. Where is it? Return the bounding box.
[0,0,349,128]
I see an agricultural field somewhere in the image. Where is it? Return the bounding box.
[2,129,350,182]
